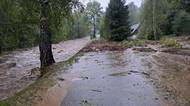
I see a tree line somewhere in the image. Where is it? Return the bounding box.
[139,0,190,40]
[102,0,190,41]
[0,0,103,53]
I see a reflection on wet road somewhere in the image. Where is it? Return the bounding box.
[60,49,162,106]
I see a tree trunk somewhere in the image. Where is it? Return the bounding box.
[93,16,96,38]
[77,21,80,38]
[152,0,157,40]
[39,0,55,68]
[0,43,2,54]
[0,34,2,54]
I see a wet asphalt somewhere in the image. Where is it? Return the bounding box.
[60,50,162,106]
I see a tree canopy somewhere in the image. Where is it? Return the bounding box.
[85,1,103,38]
[139,0,190,39]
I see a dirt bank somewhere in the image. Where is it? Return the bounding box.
[80,40,125,52]
[147,52,190,106]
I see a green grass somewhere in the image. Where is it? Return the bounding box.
[0,101,10,106]
[160,38,182,48]
[122,40,145,47]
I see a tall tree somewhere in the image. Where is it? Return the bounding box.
[139,0,168,40]
[39,0,55,68]
[86,1,103,38]
[105,0,131,41]
[39,0,83,69]
[181,0,190,13]
[166,0,190,35]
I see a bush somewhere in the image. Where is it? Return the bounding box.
[172,10,190,35]
[122,40,145,47]
[160,38,182,48]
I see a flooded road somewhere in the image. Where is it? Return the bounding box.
[3,45,190,106]
[0,37,90,100]
[1,39,190,106]
[60,49,163,106]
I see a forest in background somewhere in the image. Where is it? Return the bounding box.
[139,0,190,40]
[0,0,190,52]
[0,0,140,53]
[0,0,93,52]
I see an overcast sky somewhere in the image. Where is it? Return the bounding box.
[80,0,142,10]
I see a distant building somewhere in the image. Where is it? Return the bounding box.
[131,23,140,35]
[129,23,140,40]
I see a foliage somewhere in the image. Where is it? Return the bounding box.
[180,0,190,13]
[85,1,103,38]
[67,13,91,40]
[104,0,131,41]
[139,0,190,40]
[0,0,90,52]
[160,38,182,48]
[172,10,190,35]
[0,101,9,106]
[166,0,190,36]
[100,14,107,39]
[139,0,169,40]
[0,0,39,50]
[128,2,140,25]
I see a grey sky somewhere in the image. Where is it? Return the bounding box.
[80,0,142,10]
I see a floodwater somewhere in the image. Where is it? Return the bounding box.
[4,47,190,106]
[0,37,90,100]
[59,49,163,106]
[2,38,190,106]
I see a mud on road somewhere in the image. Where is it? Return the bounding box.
[79,40,190,106]
[1,39,190,106]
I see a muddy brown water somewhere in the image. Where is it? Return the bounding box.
[0,37,90,100]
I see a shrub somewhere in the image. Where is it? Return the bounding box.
[160,38,182,48]
[122,40,145,47]
[172,10,190,35]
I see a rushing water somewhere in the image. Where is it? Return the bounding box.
[0,37,90,100]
